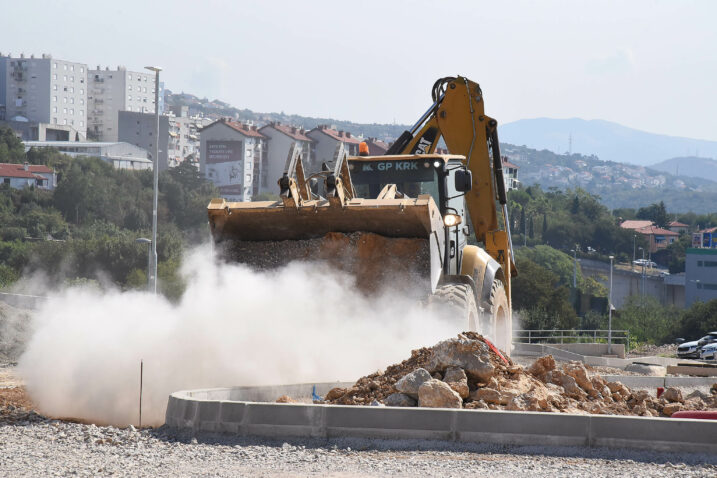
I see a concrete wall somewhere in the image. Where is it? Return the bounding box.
[165,384,717,453]
[550,343,626,358]
[580,258,684,308]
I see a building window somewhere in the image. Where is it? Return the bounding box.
[63,75,67,81]
[53,117,57,124]
[62,119,67,125]
[53,96,57,102]
[79,89,84,95]
[53,85,57,91]
[128,74,132,80]
[80,110,83,116]
[63,64,67,71]
[71,65,74,71]
[63,108,67,114]
[53,107,57,113]
[80,99,84,105]
[128,95,132,101]
[69,87,74,93]
[705,261,717,267]
[70,109,74,115]
[80,67,84,73]
[53,74,57,80]
[80,121,84,127]
[70,98,74,104]
[70,76,74,82]
[53,63,57,69]
[63,97,67,103]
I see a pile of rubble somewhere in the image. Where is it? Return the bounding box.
[320,332,717,417]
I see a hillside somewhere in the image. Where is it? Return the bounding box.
[503,144,717,213]
[649,156,717,183]
[165,91,408,143]
[500,118,717,167]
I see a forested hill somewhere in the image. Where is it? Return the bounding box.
[502,144,717,214]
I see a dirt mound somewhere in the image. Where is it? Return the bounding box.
[320,333,717,417]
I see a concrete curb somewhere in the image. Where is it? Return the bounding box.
[165,384,717,453]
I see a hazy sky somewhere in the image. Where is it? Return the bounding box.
[3,0,716,140]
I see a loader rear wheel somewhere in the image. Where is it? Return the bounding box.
[428,284,478,333]
[484,280,511,355]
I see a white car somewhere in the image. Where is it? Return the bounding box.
[700,343,717,360]
[677,340,701,358]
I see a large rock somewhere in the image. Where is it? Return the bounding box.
[395,368,432,398]
[384,393,417,407]
[443,366,469,399]
[625,363,667,376]
[418,379,463,408]
[325,388,347,401]
[527,355,556,382]
[427,335,495,383]
[663,387,684,403]
[469,387,501,404]
[562,362,597,397]
[662,402,684,416]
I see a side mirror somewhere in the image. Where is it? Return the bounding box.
[454,168,472,192]
[675,338,685,345]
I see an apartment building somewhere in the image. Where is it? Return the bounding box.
[200,119,266,202]
[117,110,170,170]
[1,53,87,137]
[502,157,520,191]
[257,122,312,195]
[166,106,212,168]
[23,141,151,170]
[0,162,55,190]
[88,66,156,141]
[306,125,361,172]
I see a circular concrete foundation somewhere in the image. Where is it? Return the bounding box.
[165,382,717,454]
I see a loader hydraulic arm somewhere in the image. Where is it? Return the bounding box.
[386,76,516,278]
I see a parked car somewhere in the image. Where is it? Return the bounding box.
[633,259,657,267]
[700,343,717,360]
[697,332,717,347]
[677,340,701,358]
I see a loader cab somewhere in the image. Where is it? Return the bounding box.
[348,154,472,275]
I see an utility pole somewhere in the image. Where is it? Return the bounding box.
[145,66,162,294]
[632,234,636,271]
[608,255,614,355]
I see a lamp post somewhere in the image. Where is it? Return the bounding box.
[135,238,152,291]
[638,246,646,299]
[632,234,636,271]
[608,255,614,355]
[145,66,162,294]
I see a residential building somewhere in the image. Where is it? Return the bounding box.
[667,220,689,235]
[0,162,55,190]
[200,119,267,201]
[685,248,717,306]
[257,122,313,195]
[364,137,389,155]
[23,141,152,170]
[306,125,361,172]
[692,227,717,249]
[620,220,679,254]
[502,157,520,191]
[117,110,170,170]
[166,107,212,168]
[87,66,156,141]
[0,55,7,120]
[1,53,87,138]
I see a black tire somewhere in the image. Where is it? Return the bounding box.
[482,279,511,354]
[428,283,478,333]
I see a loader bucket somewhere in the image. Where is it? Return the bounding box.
[207,196,443,295]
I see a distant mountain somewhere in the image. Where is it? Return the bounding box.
[649,156,717,183]
[500,118,717,167]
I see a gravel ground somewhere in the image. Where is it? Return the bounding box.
[1,419,716,477]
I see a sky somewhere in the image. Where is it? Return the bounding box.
[2,0,716,140]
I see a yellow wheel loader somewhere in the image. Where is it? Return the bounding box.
[207,76,516,353]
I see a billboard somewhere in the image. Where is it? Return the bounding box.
[206,140,243,164]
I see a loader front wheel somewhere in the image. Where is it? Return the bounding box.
[428,284,478,334]
[484,280,511,355]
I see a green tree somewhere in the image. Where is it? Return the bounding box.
[512,257,577,329]
[613,296,676,344]
[668,299,717,342]
[0,127,26,162]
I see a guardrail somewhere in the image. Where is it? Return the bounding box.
[513,329,630,351]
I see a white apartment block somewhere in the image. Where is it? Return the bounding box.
[306,125,361,172]
[1,53,87,138]
[257,122,313,195]
[88,66,156,141]
[166,106,212,168]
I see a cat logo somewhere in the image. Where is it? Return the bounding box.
[415,137,432,154]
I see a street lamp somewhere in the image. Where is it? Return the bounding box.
[145,66,162,295]
[632,234,636,271]
[638,246,646,298]
[608,255,614,355]
[135,238,152,291]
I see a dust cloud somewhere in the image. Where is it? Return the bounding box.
[17,245,458,426]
